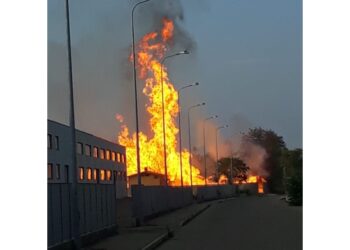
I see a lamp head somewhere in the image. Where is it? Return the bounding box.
[195,82,199,86]
[201,102,206,106]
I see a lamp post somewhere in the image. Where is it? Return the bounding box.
[131,0,153,185]
[161,50,189,186]
[177,82,199,187]
[65,0,80,248]
[188,102,206,187]
[203,115,218,185]
[216,125,228,183]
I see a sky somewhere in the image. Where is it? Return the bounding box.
[48,0,302,151]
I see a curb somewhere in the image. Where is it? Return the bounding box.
[142,204,211,250]
[179,204,211,227]
[141,228,172,250]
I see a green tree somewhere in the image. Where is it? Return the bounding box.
[243,127,286,193]
[281,148,303,205]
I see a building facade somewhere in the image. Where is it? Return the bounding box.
[47,119,127,198]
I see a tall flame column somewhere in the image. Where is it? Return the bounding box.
[131,0,153,185]
[160,50,189,186]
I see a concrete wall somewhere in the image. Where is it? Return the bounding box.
[195,185,238,202]
[48,183,117,248]
[131,185,193,222]
[238,183,268,195]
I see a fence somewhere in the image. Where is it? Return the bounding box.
[48,183,117,248]
[195,185,238,202]
[131,185,193,222]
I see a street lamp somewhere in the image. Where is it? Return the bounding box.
[177,82,199,187]
[203,115,218,185]
[65,0,80,248]
[216,125,229,183]
[161,50,189,186]
[131,0,154,185]
[188,102,206,187]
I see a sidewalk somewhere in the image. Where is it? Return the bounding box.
[83,201,212,250]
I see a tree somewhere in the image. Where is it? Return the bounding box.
[243,128,286,193]
[281,148,302,205]
[218,157,249,184]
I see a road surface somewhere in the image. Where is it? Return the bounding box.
[158,195,302,250]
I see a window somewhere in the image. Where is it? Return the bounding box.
[55,136,59,150]
[111,151,116,161]
[93,169,97,181]
[48,163,53,179]
[106,150,110,160]
[99,149,105,160]
[85,144,91,156]
[76,143,83,155]
[100,169,105,181]
[93,146,98,158]
[121,154,125,163]
[106,170,112,181]
[123,171,127,181]
[117,153,121,162]
[79,167,84,180]
[87,168,92,181]
[56,164,60,179]
[47,134,52,149]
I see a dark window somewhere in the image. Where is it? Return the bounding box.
[93,169,97,181]
[47,134,52,149]
[48,163,53,179]
[99,149,105,160]
[106,170,112,181]
[93,146,98,158]
[100,169,105,181]
[56,164,61,179]
[55,136,59,150]
[79,167,84,180]
[76,143,83,155]
[111,151,116,161]
[87,168,92,181]
[106,150,110,160]
[85,144,91,156]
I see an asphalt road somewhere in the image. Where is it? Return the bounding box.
[158,195,302,250]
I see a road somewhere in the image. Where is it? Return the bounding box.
[158,195,302,250]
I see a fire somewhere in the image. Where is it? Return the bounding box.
[218,174,228,184]
[234,175,266,194]
[118,18,204,186]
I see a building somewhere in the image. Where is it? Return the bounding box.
[47,119,128,198]
[48,120,129,248]
[128,169,166,186]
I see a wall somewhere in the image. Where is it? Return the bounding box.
[131,185,193,222]
[195,185,238,202]
[48,183,117,248]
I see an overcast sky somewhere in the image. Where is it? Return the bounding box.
[48,0,302,150]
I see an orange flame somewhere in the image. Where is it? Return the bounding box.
[234,175,266,194]
[118,18,204,186]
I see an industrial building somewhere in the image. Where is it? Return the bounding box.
[47,120,128,248]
